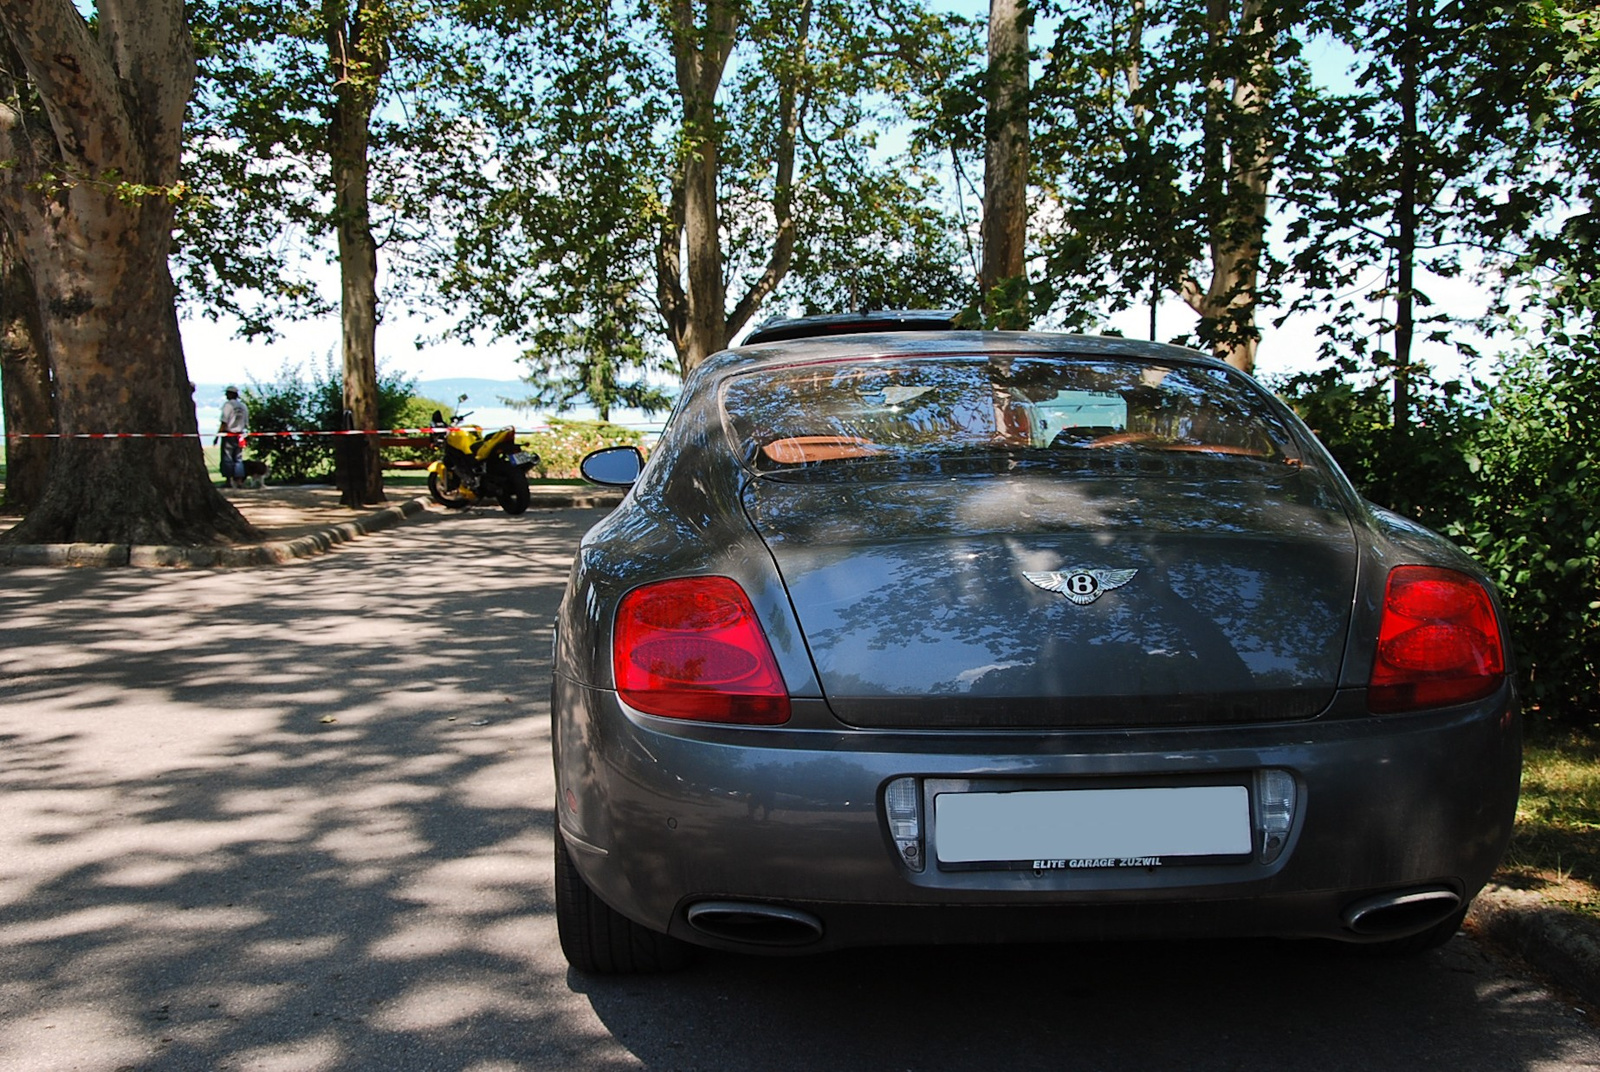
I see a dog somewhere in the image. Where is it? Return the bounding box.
[240,459,272,489]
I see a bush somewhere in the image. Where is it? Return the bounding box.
[243,359,419,483]
[519,417,645,479]
[1449,345,1600,727]
[386,395,452,468]
[1270,361,1483,530]
[1273,341,1600,729]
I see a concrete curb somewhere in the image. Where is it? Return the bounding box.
[0,497,430,570]
[0,487,624,570]
[0,541,133,568]
[1468,884,1600,1008]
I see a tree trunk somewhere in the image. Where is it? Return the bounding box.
[0,0,257,545]
[680,96,728,371]
[1393,0,1422,445]
[327,2,385,506]
[669,0,739,374]
[662,0,802,377]
[981,0,1030,329]
[1,226,54,513]
[1178,0,1273,374]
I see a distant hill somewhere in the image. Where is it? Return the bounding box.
[414,378,533,410]
[417,379,672,432]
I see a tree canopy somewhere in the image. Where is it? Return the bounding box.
[425,0,976,390]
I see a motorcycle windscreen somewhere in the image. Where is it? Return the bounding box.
[723,354,1359,729]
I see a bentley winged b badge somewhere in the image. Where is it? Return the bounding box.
[1024,568,1138,605]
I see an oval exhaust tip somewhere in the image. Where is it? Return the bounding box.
[1342,887,1462,936]
[686,901,824,947]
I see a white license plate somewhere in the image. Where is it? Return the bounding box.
[934,786,1251,866]
[510,452,534,467]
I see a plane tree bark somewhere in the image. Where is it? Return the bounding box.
[0,0,257,545]
[1,224,55,513]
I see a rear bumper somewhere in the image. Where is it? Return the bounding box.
[552,679,1520,952]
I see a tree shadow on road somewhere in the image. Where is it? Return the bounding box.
[0,507,1594,1072]
[0,509,627,1071]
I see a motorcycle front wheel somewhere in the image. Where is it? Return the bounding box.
[428,468,473,509]
[493,463,531,515]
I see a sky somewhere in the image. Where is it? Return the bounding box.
[177,242,1489,397]
[180,304,527,390]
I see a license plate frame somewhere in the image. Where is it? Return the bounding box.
[931,783,1253,872]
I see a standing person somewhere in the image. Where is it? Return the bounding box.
[217,386,249,488]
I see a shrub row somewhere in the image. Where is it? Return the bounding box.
[1274,341,1600,730]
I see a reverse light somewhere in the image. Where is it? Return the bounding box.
[613,576,790,724]
[1254,769,1296,864]
[1368,566,1506,713]
[884,777,924,871]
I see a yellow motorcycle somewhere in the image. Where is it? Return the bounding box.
[427,409,538,515]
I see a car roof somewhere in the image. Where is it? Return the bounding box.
[707,328,1233,384]
[743,309,962,345]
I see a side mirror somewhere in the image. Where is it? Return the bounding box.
[580,445,644,487]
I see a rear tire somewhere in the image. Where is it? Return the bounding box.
[428,469,473,509]
[554,830,692,974]
[495,464,531,515]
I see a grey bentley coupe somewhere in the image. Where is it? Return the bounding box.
[550,314,1520,973]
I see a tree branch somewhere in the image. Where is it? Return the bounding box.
[656,174,687,353]
[97,0,192,177]
[0,0,139,174]
[728,0,808,338]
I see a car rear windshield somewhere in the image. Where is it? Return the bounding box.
[721,354,1302,474]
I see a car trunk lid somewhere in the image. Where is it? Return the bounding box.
[742,465,1358,728]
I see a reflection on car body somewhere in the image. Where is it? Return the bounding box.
[550,318,1519,974]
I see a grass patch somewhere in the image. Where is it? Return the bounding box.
[383,472,427,487]
[1499,733,1600,915]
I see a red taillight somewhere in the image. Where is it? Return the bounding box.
[1368,566,1506,713]
[613,577,790,724]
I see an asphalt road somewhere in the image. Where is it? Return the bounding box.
[3,506,1600,1072]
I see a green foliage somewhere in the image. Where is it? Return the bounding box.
[428,0,975,385]
[1448,308,1600,726]
[779,167,974,315]
[1271,359,1483,529]
[242,360,419,483]
[396,394,450,433]
[1264,0,1510,399]
[509,321,675,424]
[176,1,492,337]
[1274,320,1600,726]
[519,418,645,480]
[1029,0,1295,346]
[386,394,451,467]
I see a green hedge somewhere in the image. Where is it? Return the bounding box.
[1275,341,1600,729]
[518,417,646,479]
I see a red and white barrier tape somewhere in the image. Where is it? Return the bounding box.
[2,426,554,441]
